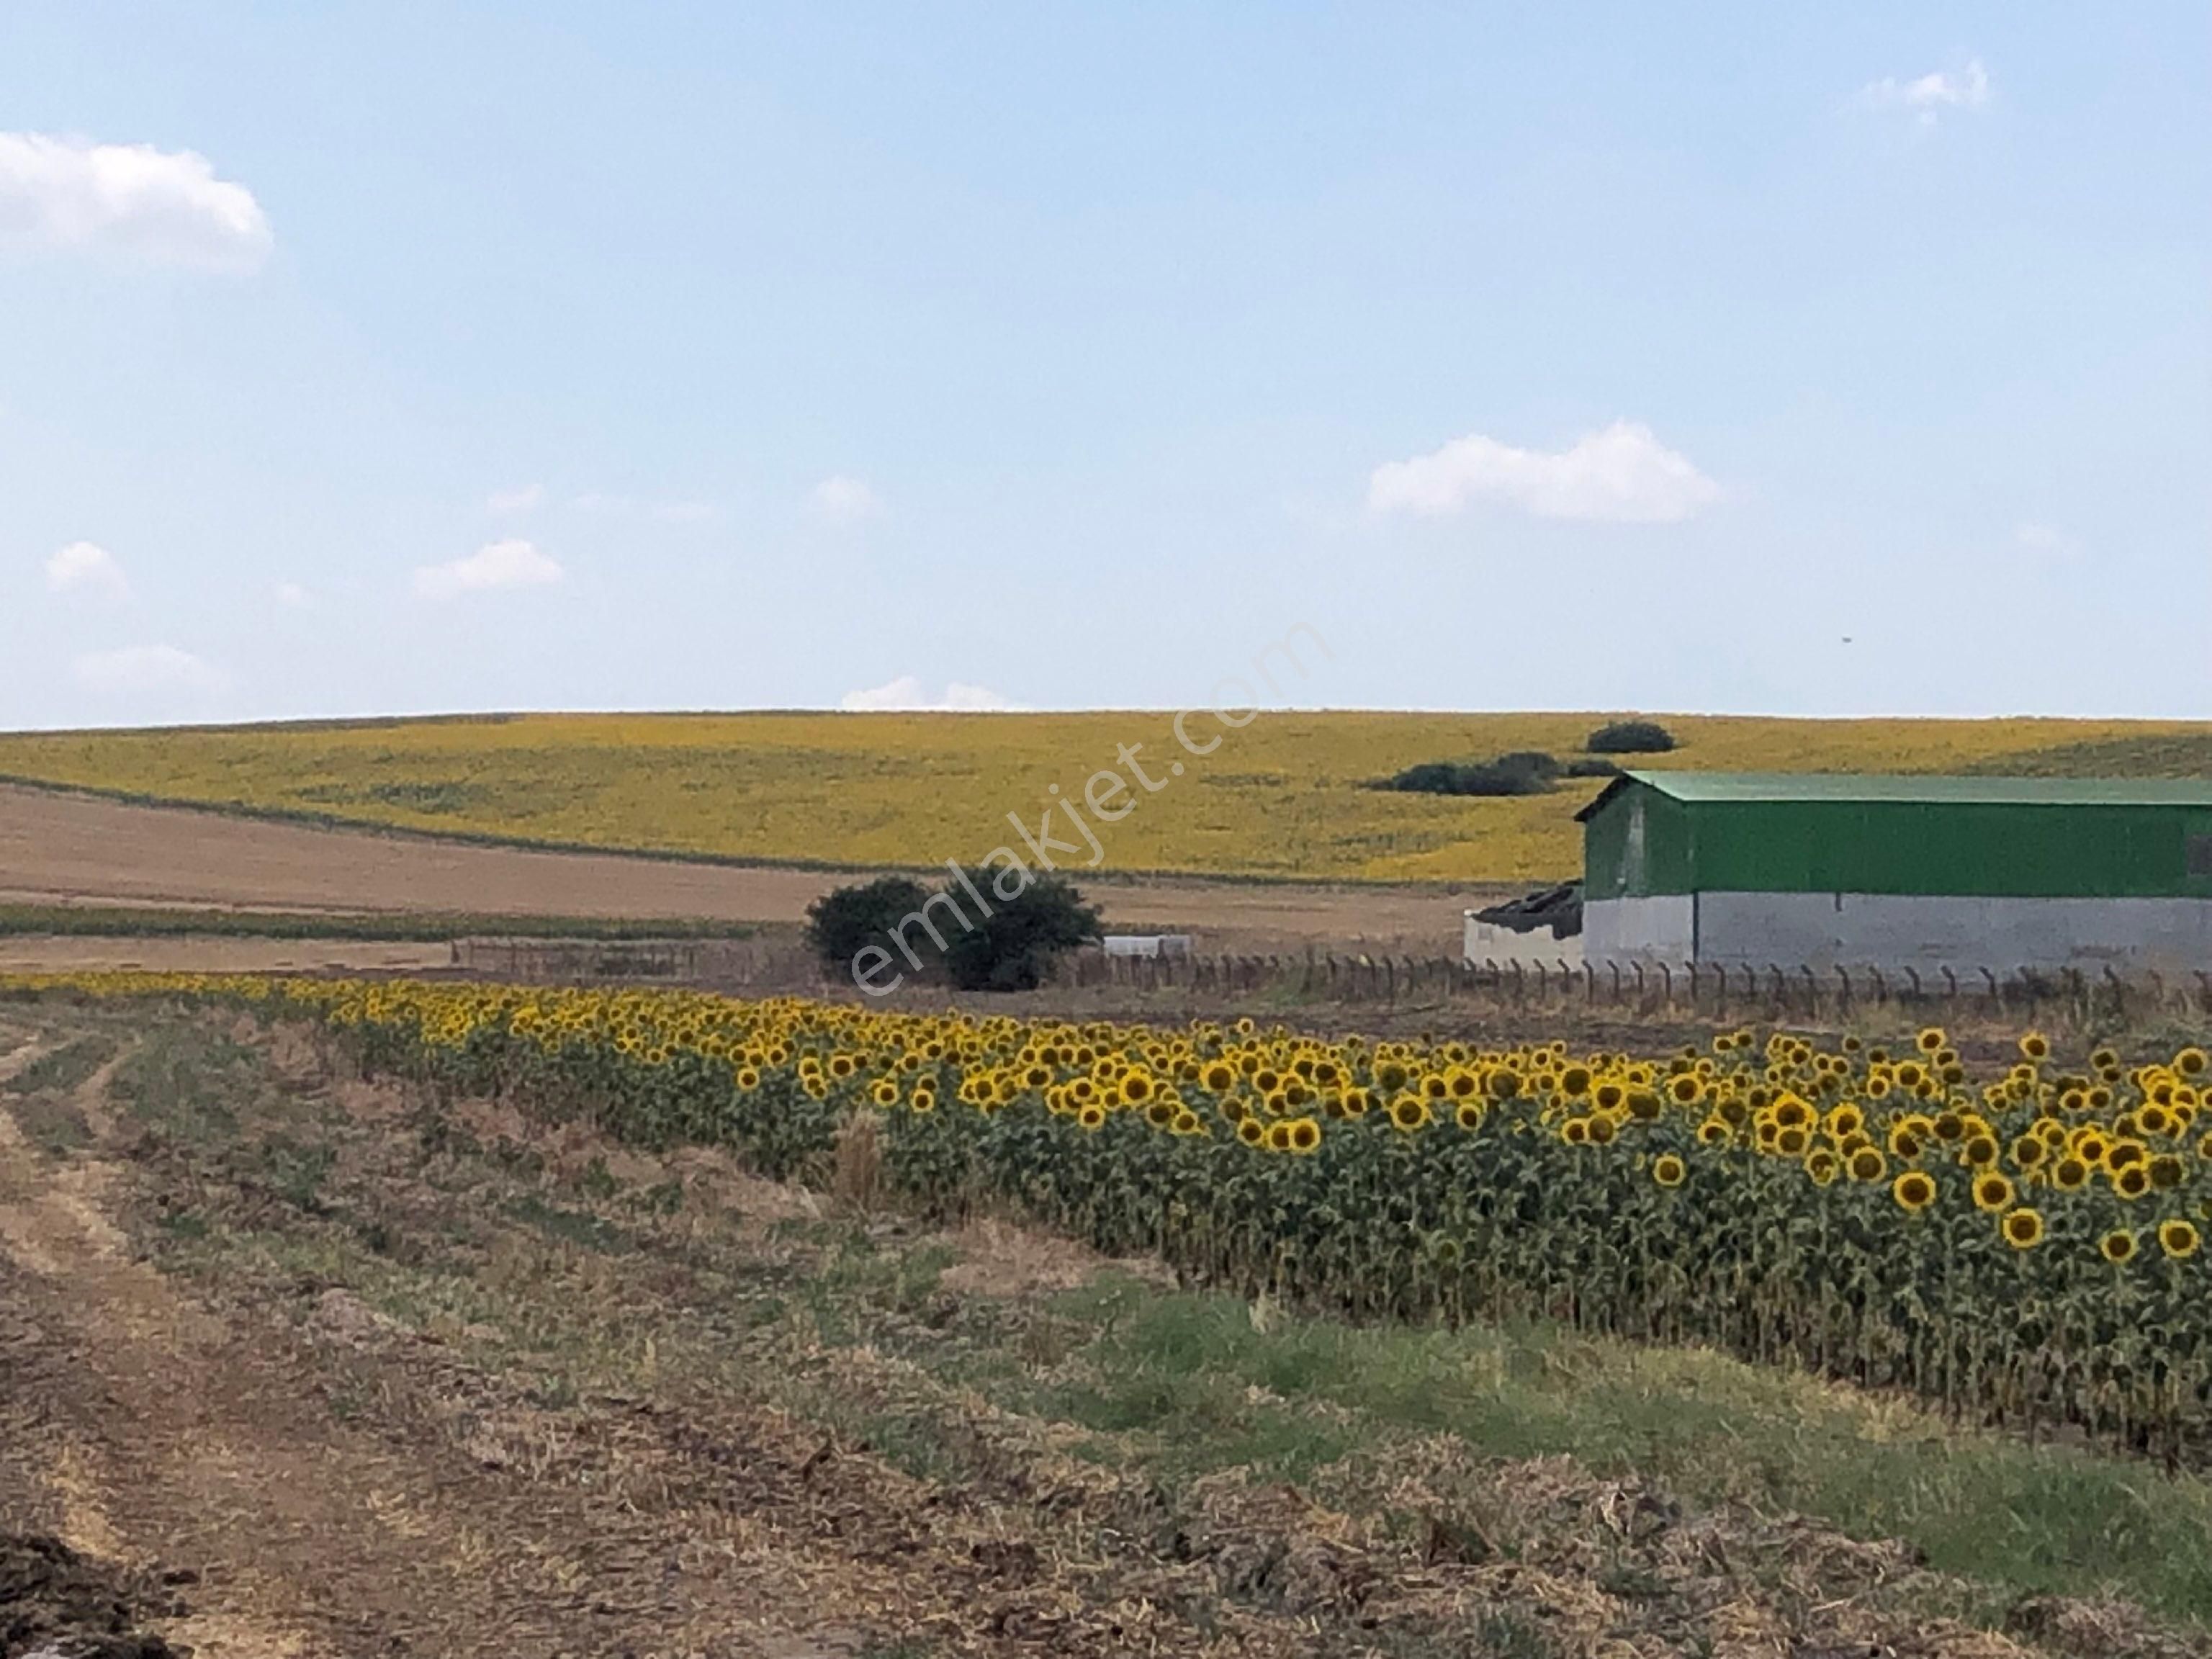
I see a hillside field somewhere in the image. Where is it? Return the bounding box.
[4,712,2211,884]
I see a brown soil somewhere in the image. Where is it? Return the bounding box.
[0,783,1478,954]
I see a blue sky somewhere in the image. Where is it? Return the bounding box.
[2,2,2206,728]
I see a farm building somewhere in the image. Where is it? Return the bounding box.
[1575,772,2212,973]
[1462,884,1584,969]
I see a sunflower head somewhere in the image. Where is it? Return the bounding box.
[1652,1154,1687,1188]
[1972,1172,2016,1213]
[2159,1218,2202,1259]
[2002,1208,2046,1249]
[2100,1228,2139,1265]
[1893,1171,1938,1213]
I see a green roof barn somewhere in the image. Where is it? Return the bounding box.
[1574,772,2212,971]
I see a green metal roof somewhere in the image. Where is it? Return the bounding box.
[1575,770,2212,821]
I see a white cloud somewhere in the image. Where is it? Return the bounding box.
[274,580,313,608]
[486,484,544,514]
[45,540,130,598]
[72,644,222,694]
[0,131,271,270]
[811,475,884,526]
[840,676,1021,712]
[1367,421,1722,523]
[413,539,565,600]
[1859,58,1992,125]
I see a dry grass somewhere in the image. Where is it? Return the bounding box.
[7,711,2212,883]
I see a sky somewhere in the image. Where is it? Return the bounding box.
[1,2,2206,729]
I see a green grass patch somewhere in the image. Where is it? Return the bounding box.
[9,1093,93,1155]
[1020,1278,2212,1625]
[503,1193,636,1254]
[1,1035,116,1097]
[111,1026,262,1138]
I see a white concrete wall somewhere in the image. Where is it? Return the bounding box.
[1589,891,2212,972]
[1583,894,1696,963]
[1462,915,1583,969]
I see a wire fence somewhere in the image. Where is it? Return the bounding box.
[444,934,2212,1026]
[1064,945,2212,1022]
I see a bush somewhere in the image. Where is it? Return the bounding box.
[1378,751,1560,797]
[1563,757,1623,779]
[804,876,935,974]
[943,875,1102,991]
[1585,719,1677,755]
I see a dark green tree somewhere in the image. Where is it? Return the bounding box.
[804,876,935,974]
[943,875,1102,991]
[1585,719,1678,755]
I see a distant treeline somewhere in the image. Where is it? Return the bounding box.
[1375,720,1677,799]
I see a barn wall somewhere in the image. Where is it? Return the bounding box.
[1689,801,2212,899]
[1583,895,1696,961]
[1601,891,2212,971]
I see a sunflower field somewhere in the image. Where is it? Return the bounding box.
[5,710,2211,881]
[14,970,2212,1457]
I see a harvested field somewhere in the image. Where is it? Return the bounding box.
[0,784,1478,956]
[1,997,2210,1656]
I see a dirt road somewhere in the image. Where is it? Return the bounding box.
[0,782,1478,953]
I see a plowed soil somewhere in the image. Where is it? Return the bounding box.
[0,783,1475,954]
